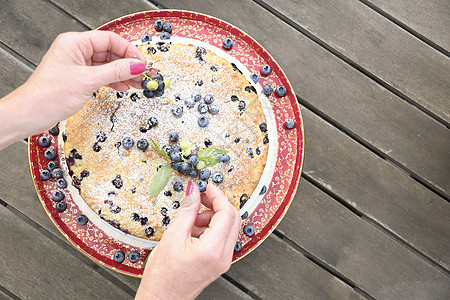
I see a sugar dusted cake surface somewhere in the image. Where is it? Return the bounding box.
[64,39,269,240]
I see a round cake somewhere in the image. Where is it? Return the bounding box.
[63,37,269,241]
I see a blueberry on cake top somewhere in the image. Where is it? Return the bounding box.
[64,37,269,240]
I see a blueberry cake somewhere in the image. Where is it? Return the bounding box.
[64,38,269,240]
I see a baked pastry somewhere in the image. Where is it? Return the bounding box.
[63,37,269,240]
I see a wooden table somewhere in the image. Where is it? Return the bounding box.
[1,0,449,299]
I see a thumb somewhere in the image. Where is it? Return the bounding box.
[88,59,146,88]
[168,181,201,239]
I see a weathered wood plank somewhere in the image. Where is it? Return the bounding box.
[278,179,450,299]
[198,278,252,300]
[53,0,157,29]
[156,0,450,196]
[300,107,450,269]
[263,0,450,123]
[0,0,86,65]
[0,205,133,300]
[0,47,32,98]
[227,235,364,299]
[368,0,450,51]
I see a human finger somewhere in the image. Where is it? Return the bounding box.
[194,210,214,227]
[200,193,212,209]
[108,81,131,91]
[191,225,208,238]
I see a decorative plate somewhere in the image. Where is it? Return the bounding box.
[28,10,304,277]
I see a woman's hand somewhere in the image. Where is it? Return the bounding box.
[0,30,146,149]
[136,182,241,300]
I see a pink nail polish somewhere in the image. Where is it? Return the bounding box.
[130,62,146,75]
[186,181,193,196]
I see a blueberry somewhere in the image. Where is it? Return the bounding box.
[141,34,152,43]
[241,211,249,220]
[238,100,246,112]
[40,170,51,180]
[130,92,140,102]
[56,178,68,189]
[114,250,125,263]
[55,201,66,212]
[137,139,149,151]
[199,169,211,181]
[38,136,51,148]
[263,84,273,95]
[198,115,209,127]
[52,190,65,202]
[96,131,107,142]
[162,216,171,226]
[172,143,181,153]
[49,125,59,136]
[173,181,183,192]
[178,162,190,174]
[76,214,88,225]
[189,156,199,166]
[149,117,158,128]
[276,85,287,97]
[191,91,202,102]
[234,241,242,252]
[250,73,259,83]
[162,144,172,155]
[131,213,140,221]
[198,103,208,114]
[204,138,212,147]
[112,175,123,189]
[222,38,234,49]
[171,162,181,170]
[163,22,172,33]
[47,161,58,171]
[93,142,101,152]
[128,251,141,262]
[204,94,214,104]
[244,224,255,236]
[190,149,198,157]
[198,181,207,192]
[261,64,271,75]
[185,97,196,108]
[143,90,155,98]
[259,122,268,133]
[218,153,230,164]
[139,126,148,133]
[157,80,165,91]
[154,19,164,31]
[170,151,181,163]
[154,89,165,98]
[145,227,155,237]
[51,168,63,179]
[160,32,171,40]
[173,201,180,209]
[208,103,220,114]
[141,79,150,90]
[188,167,198,177]
[122,137,134,149]
[110,205,121,214]
[140,216,148,226]
[172,105,183,117]
[169,132,179,143]
[212,172,224,184]
[260,185,267,195]
[285,119,295,129]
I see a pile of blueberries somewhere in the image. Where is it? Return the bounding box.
[171,91,220,128]
[163,133,230,193]
[141,68,170,98]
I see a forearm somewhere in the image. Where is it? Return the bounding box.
[0,83,53,150]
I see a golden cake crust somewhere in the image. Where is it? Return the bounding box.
[64,40,269,240]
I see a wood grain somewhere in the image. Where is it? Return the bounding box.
[263,0,450,123]
[0,205,133,300]
[367,0,450,51]
[278,179,450,299]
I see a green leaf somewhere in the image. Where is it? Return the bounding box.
[198,147,229,167]
[149,164,172,198]
[149,137,170,160]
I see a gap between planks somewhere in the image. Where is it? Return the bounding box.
[0,198,137,298]
[359,0,450,58]
[301,174,450,276]
[0,285,20,300]
[252,0,450,129]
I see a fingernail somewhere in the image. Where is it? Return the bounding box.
[129,62,146,75]
[181,181,196,207]
[186,181,193,196]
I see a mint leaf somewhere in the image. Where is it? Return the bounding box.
[198,147,229,167]
[149,164,172,198]
[149,137,170,160]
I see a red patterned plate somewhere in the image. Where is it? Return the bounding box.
[28,10,304,277]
